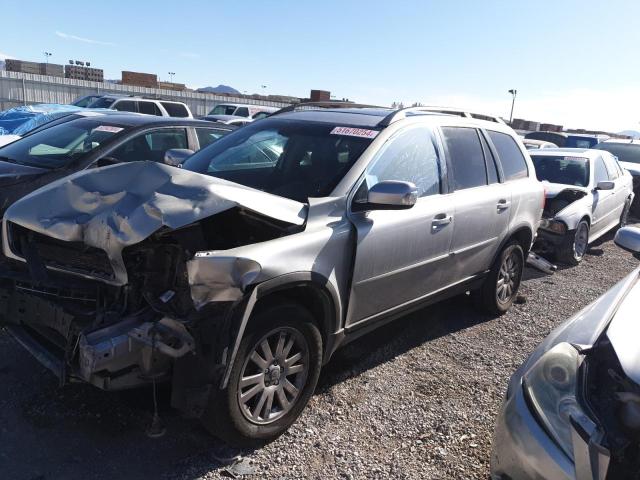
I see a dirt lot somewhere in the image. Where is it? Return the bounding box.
[1,229,638,480]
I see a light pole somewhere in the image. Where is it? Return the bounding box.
[43,51,52,64]
[168,71,175,83]
[508,89,517,125]
[261,84,267,95]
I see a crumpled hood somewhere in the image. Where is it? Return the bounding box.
[605,277,640,386]
[3,161,307,285]
[541,181,589,198]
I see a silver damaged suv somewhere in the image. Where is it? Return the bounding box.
[0,103,544,445]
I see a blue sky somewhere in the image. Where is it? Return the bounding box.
[1,0,639,131]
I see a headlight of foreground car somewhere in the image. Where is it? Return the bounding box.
[523,342,586,460]
[540,218,568,235]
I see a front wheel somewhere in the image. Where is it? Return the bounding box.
[202,303,322,447]
[474,241,524,315]
[557,219,589,265]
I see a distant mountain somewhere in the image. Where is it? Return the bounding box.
[197,85,240,95]
[619,130,640,139]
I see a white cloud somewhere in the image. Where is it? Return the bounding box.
[55,31,116,46]
[0,51,14,61]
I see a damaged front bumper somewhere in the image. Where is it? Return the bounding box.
[534,220,568,254]
[0,282,201,390]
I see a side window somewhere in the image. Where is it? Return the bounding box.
[487,130,529,181]
[138,101,163,116]
[161,102,190,118]
[196,128,226,148]
[235,107,250,118]
[593,157,609,184]
[252,111,270,120]
[108,128,188,163]
[441,127,487,190]
[479,132,499,184]
[362,125,440,198]
[602,155,619,180]
[208,134,286,172]
[113,100,137,112]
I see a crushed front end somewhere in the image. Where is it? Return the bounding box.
[534,188,588,256]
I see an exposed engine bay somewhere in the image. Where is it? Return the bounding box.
[0,205,301,402]
[543,189,587,219]
[585,339,640,479]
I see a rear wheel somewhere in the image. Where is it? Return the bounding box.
[474,241,524,315]
[557,219,589,265]
[202,303,322,447]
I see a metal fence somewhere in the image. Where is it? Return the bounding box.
[0,70,295,116]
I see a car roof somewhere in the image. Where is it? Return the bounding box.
[599,138,640,145]
[528,147,603,159]
[63,112,234,129]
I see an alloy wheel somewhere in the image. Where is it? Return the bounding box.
[573,222,589,259]
[496,250,521,304]
[237,327,309,425]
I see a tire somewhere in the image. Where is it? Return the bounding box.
[202,302,322,446]
[474,240,524,316]
[620,197,632,227]
[557,219,589,265]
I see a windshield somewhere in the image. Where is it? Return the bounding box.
[0,118,126,169]
[183,119,375,202]
[87,97,116,109]
[532,155,590,187]
[73,95,100,107]
[594,142,640,165]
[209,105,238,116]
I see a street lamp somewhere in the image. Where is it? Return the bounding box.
[168,72,175,83]
[43,51,52,64]
[508,89,517,125]
[261,84,267,95]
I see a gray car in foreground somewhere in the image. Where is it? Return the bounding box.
[491,226,640,480]
[0,104,543,445]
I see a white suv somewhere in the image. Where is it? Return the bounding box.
[87,95,193,118]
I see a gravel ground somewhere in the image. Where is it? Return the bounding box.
[1,228,638,480]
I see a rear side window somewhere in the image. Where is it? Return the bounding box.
[138,101,163,116]
[602,154,620,180]
[161,102,190,118]
[113,100,137,112]
[488,131,528,181]
[235,107,250,117]
[364,125,440,198]
[442,127,487,190]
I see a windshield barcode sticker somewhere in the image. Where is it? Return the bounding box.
[330,127,379,139]
[93,125,124,133]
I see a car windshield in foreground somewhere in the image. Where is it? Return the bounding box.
[594,142,640,165]
[531,155,590,187]
[0,118,126,169]
[183,119,376,202]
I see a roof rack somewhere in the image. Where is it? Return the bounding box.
[377,106,452,127]
[269,101,387,117]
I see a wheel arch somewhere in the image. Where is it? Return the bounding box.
[219,272,341,389]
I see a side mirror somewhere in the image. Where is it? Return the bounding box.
[359,180,418,211]
[163,148,194,167]
[615,227,640,259]
[596,180,615,191]
[96,156,119,168]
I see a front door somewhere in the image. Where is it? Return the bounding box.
[591,155,618,236]
[346,125,454,327]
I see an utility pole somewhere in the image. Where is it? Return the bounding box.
[43,51,52,64]
[168,71,175,83]
[508,89,517,125]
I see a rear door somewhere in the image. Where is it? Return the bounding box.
[441,126,511,281]
[346,124,453,326]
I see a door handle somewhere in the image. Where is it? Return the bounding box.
[432,214,452,229]
[497,199,511,210]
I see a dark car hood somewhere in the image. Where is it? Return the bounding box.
[0,159,49,187]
